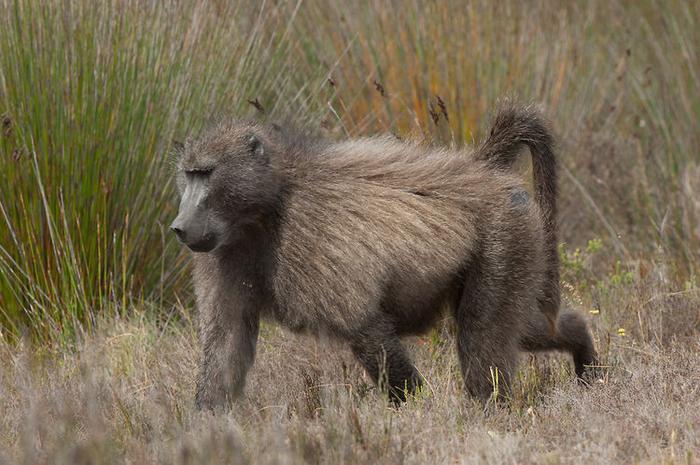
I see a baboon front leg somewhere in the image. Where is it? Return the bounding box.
[195,301,260,411]
[350,323,422,403]
[455,280,521,404]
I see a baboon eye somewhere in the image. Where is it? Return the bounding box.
[185,168,213,177]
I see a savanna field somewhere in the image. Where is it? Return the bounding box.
[1,0,699,463]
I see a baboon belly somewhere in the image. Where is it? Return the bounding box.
[383,274,462,336]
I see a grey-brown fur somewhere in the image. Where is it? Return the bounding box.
[475,104,560,329]
[170,103,596,410]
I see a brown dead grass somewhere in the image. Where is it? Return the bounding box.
[2,271,699,465]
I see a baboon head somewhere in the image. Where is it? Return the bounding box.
[170,121,281,253]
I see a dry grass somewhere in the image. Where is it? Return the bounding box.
[2,263,699,464]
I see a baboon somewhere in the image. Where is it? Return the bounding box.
[170,102,597,410]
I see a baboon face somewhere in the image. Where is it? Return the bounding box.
[171,123,280,253]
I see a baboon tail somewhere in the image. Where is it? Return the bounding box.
[520,308,598,379]
[476,102,559,327]
[476,103,557,226]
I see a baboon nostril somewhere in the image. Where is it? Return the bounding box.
[171,226,186,241]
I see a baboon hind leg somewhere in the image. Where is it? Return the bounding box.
[454,276,522,404]
[350,321,422,403]
[520,308,598,379]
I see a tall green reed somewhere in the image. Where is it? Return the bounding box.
[0,0,326,342]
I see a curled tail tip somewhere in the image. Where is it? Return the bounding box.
[493,98,549,121]
[493,102,553,141]
[478,101,554,164]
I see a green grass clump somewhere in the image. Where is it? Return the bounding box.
[0,0,326,342]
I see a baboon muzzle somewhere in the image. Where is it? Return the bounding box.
[171,177,218,253]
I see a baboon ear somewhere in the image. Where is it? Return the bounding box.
[170,139,186,164]
[247,134,265,158]
[172,139,185,151]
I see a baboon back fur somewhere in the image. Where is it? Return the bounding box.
[173,102,597,409]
